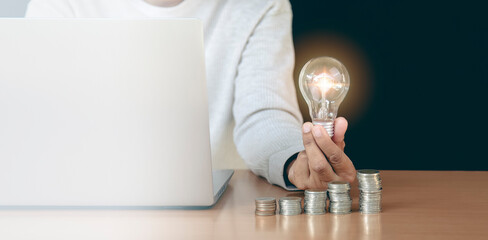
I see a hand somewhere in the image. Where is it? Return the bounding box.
[287,117,356,189]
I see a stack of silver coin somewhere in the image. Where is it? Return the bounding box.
[304,189,327,215]
[357,169,382,214]
[279,197,302,215]
[327,181,352,214]
[255,197,276,216]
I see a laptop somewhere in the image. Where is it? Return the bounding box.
[0,19,233,209]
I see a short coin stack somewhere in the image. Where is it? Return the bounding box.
[327,181,352,214]
[357,169,382,214]
[279,197,302,215]
[304,189,327,215]
[255,197,276,216]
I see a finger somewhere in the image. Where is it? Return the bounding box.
[302,122,337,183]
[288,152,310,189]
[332,117,348,149]
[312,125,356,183]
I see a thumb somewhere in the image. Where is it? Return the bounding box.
[332,117,348,149]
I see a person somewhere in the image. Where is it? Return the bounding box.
[26,0,356,190]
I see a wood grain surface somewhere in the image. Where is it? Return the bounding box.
[0,170,487,239]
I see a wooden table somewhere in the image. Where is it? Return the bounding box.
[0,170,487,239]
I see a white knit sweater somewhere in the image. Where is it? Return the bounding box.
[26,0,305,189]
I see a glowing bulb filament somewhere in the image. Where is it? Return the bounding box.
[313,72,343,93]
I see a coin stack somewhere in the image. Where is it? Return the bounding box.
[255,197,276,216]
[304,189,327,215]
[279,197,302,215]
[357,169,382,214]
[327,181,352,214]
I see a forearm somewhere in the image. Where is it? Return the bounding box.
[234,108,303,189]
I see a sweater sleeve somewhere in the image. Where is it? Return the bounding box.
[25,0,75,17]
[233,0,304,190]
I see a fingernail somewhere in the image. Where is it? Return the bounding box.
[312,126,322,137]
[303,123,312,133]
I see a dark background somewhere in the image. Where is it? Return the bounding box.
[289,0,487,170]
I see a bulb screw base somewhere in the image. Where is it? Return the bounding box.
[312,120,334,137]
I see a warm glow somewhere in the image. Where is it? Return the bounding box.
[315,73,333,92]
[294,33,371,123]
[311,72,342,94]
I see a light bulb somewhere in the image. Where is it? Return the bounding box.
[299,57,350,137]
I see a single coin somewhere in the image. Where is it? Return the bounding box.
[279,197,302,201]
[357,169,380,175]
[255,197,276,202]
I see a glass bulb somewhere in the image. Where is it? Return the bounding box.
[299,57,350,136]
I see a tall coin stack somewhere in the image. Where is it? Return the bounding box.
[304,189,327,215]
[279,197,302,215]
[255,197,276,216]
[357,169,382,214]
[327,181,352,214]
